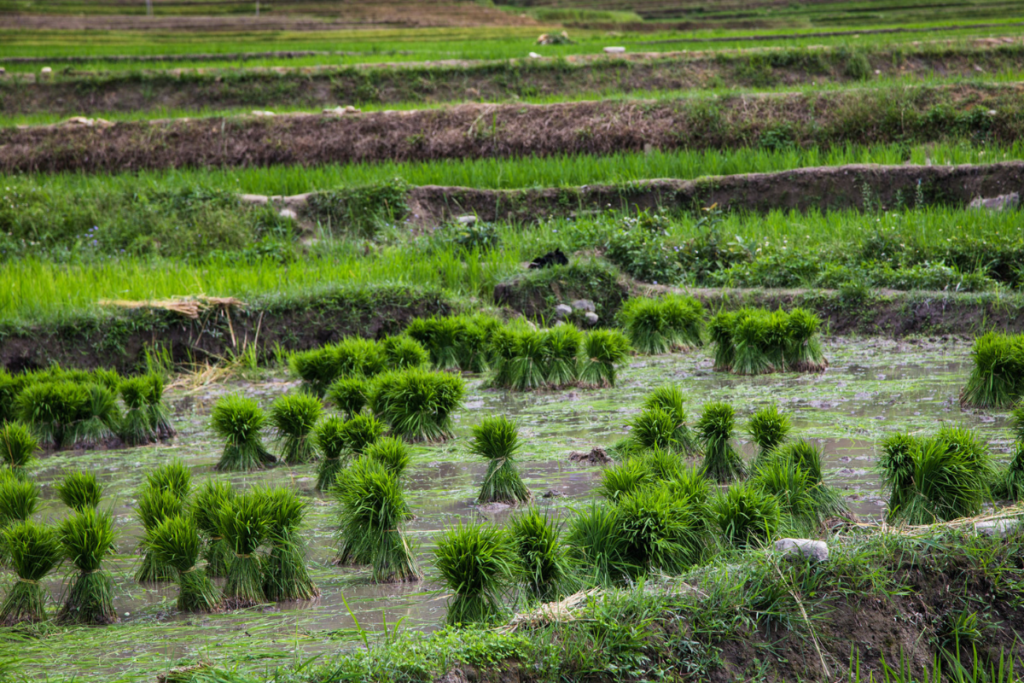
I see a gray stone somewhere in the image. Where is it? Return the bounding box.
[583,312,600,326]
[279,208,298,220]
[975,519,1019,537]
[968,192,1019,211]
[774,538,829,562]
[554,304,573,319]
[456,215,477,225]
[570,299,596,313]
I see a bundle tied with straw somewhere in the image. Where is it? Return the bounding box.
[268,394,323,465]
[435,522,514,626]
[147,514,222,613]
[217,492,268,609]
[0,521,63,625]
[119,377,156,447]
[145,373,176,439]
[136,486,185,583]
[261,487,320,601]
[313,416,348,492]
[696,401,746,483]
[579,330,631,388]
[56,471,103,512]
[0,421,38,480]
[57,508,118,625]
[192,480,235,578]
[472,416,532,505]
[211,395,276,472]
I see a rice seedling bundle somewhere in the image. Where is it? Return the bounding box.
[313,415,348,492]
[662,465,712,507]
[618,295,704,355]
[879,432,984,524]
[406,315,489,373]
[962,332,1024,408]
[709,308,826,374]
[146,514,222,613]
[146,459,192,501]
[747,404,791,465]
[268,394,323,465]
[119,377,156,446]
[0,476,39,525]
[936,425,994,483]
[751,457,817,524]
[260,487,319,600]
[732,309,788,375]
[435,522,514,625]
[341,414,386,453]
[211,395,276,471]
[615,486,709,575]
[334,337,387,378]
[487,327,520,389]
[1000,443,1024,502]
[192,479,235,577]
[642,385,697,453]
[598,457,653,501]
[774,440,848,521]
[0,372,24,424]
[17,381,89,450]
[707,311,737,371]
[696,402,746,483]
[334,457,419,582]
[217,492,269,609]
[0,421,38,479]
[144,374,175,439]
[508,508,570,602]
[327,377,369,418]
[57,508,118,625]
[364,436,411,477]
[291,338,388,397]
[626,407,685,454]
[565,502,631,587]
[710,483,781,548]
[542,324,582,388]
[0,521,63,625]
[579,329,631,387]
[289,347,342,398]
[56,471,102,512]
[75,383,121,446]
[785,309,827,372]
[135,486,185,583]
[472,416,532,505]
[507,329,547,391]
[368,368,465,442]
[380,335,430,371]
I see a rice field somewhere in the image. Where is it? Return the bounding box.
[4,3,1024,682]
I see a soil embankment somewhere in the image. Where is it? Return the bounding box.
[2,84,1022,174]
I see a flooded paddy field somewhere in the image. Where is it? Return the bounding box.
[5,335,1009,681]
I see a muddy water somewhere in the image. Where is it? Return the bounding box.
[3,336,1010,681]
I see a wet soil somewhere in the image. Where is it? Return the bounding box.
[2,83,1021,174]
[2,336,1011,681]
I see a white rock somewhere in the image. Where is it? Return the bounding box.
[774,538,829,562]
[583,312,600,326]
[571,299,596,312]
[238,193,269,205]
[968,193,1019,211]
[456,215,477,225]
[975,519,1019,537]
[604,47,626,54]
[323,105,360,115]
[41,67,52,75]
[554,304,573,319]
[251,110,274,117]
[0,67,6,75]
[279,208,298,220]
[529,52,542,59]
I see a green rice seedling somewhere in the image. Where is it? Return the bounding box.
[334,337,386,378]
[642,385,696,453]
[364,436,411,477]
[472,416,532,505]
[565,502,632,587]
[289,347,340,398]
[732,309,788,375]
[333,457,419,582]
[368,368,465,442]
[710,483,781,549]
[192,480,235,578]
[751,457,817,526]
[261,487,320,600]
[542,324,582,388]
[509,329,547,392]
[406,316,488,373]
[663,465,712,508]
[0,421,38,479]
[627,407,684,454]
[747,404,791,466]
[598,458,653,501]
[616,486,709,576]
[579,329,631,388]
[119,377,156,447]
[784,308,827,372]
[327,377,369,418]
[487,327,519,389]
[146,514,222,613]
[217,492,269,609]
[1011,406,1024,443]
[57,509,118,625]
[341,414,385,454]
[435,522,514,625]
[1000,443,1024,502]
[74,384,121,445]
[0,476,39,525]
[144,374,176,439]
[313,416,349,492]
[936,424,994,482]
[508,508,571,602]
[380,335,429,371]
[776,440,849,521]
[0,521,63,625]
[90,368,122,393]
[0,372,21,424]
[135,486,185,583]
[146,459,192,501]
[268,394,323,465]
[660,295,706,350]
[17,381,89,450]
[618,297,671,355]
[879,434,984,525]
[696,402,746,483]
[707,310,738,371]
[56,471,102,512]
[962,332,1024,408]
[211,395,275,472]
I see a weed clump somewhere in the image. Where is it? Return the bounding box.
[147,515,222,613]
[508,508,571,602]
[435,523,514,626]
[579,329,631,387]
[709,307,827,374]
[472,416,532,505]
[193,480,235,578]
[268,394,323,465]
[710,483,781,548]
[261,487,320,601]
[696,402,746,483]
[211,395,276,472]
[0,521,63,625]
[369,368,465,442]
[618,295,704,355]
[56,471,102,512]
[961,332,1024,408]
[0,421,38,479]
[57,509,118,625]
[217,492,268,609]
